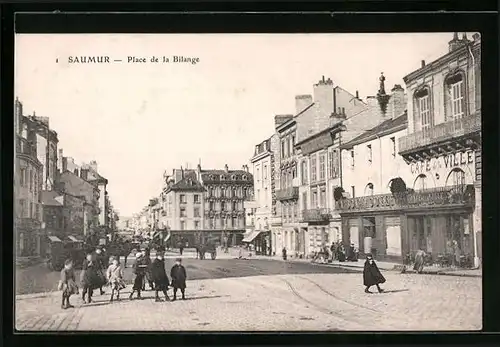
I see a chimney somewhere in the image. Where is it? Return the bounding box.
[62,157,68,172]
[89,160,98,172]
[275,114,293,127]
[295,95,313,115]
[245,165,249,173]
[390,84,406,120]
[355,90,359,99]
[421,60,426,68]
[80,169,89,181]
[224,164,229,173]
[313,76,335,118]
[448,32,460,52]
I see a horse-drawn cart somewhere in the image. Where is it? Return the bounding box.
[195,233,218,260]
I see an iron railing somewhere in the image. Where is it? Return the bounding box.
[301,208,332,222]
[276,186,299,201]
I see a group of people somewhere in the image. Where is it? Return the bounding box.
[58,246,188,309]
[281,241,359,263]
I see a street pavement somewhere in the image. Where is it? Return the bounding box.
[15,271,482,331]
[15,249,356,295]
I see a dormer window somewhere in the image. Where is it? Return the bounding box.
[231,175,236,180]
[209,175,214,180]
[220,175,225,180]
[242,175,247,180]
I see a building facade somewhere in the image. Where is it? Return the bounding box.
[337,33,481,268]
[243,136,276,255]
[81,160,109,229]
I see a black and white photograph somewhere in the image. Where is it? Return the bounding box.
[14,32,482,331]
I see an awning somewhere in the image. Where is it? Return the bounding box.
[67,235,83,242]
[242,230,262,243]
[48,235,62,242]
[164,233,171,242]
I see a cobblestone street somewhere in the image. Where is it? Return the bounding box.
[15,271,481,331]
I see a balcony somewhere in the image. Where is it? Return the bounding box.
[16,136,36,157]
[398,113,481,158]
[270,216,282,226]
[301,208,332,223]
[276,187,299,201]
[336,185,475,213]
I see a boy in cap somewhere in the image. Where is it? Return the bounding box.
[170,258,187,300]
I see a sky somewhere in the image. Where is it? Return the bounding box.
[15,33,461,217]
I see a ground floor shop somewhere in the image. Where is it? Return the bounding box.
[16,218,46,258]
[243,229,271,255]
[170,230,244,248]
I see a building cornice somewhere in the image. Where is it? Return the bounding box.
[341,123,407,150]
[276,119,296,133]
[250,150,272,163]
[403,41,480,83]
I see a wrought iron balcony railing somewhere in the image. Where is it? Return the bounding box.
[276,186,299,201]
[398,113,481,154]
[301,208,332,222]
[336,185,475,212]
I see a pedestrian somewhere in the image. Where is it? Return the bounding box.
[151,253,171,302]
[179,241,184,256]
[363,253,385,294]
[106,256,126,302]
[58,259,79,309]
[453,240,461,267]
[282,247,287,261]
[337,243,346,262]
[130,252,146,300]
[330,242,337,261]
[81,253,100,304]
[413,249,426,274]
[170,258,187,301]
[94,248,107,295]
[141,248,154,291]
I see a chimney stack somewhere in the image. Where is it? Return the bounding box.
[295,95,313,115]
[421,60,426,68]
[224,164,229,173]
[390,84,406,120]
[355,90,359,99]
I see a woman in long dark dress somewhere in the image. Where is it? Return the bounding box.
[151,253,171,302]
[363,253,385,294]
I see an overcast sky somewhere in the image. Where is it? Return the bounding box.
[15,33,460,216]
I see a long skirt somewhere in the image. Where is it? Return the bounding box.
[133,274,144,291]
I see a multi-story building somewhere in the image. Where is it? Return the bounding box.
[337,33,481,267]
[81,160,109,229]
[15,99,45,257]
[161,169,206,246]
[19,107,59,191]
[197,164,254,246]
[243,136,276,255]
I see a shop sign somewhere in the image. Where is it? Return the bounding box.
[410,150,474,175]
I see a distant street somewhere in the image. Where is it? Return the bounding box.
[16,249,356,295]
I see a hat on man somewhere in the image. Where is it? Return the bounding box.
[136,252,143,258]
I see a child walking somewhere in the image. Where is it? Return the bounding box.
[106,256,126,302]
[151,253,171,302]
[129,252,146,300]
[59,259,79,309]
[170,258,187,301]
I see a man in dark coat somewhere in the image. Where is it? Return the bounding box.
[282,247,287,261]
[81,253,100,304]
[170,258,187,300]
[151,253,171,302]
[141,248,154,291]
[363,253,385,293]
[130,252,146,299]
[94,248,107,295]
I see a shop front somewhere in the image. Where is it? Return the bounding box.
[16,218,43,257]
[338,184,476,266]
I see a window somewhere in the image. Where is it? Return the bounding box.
[180,221,185,230]
[232,217,237,228]
[233,188,237,198]
[302,192,307,210]
[180,207,187,217]
[194,221,200,230]
[281,140,285,158]
[287,137,291,157]
[194,207,200,217]
[319,154,326,181]
[446,168,466,187]
[256,168,260,182]
[30,202,33,218]
[350,150,355,167]
[19,199,26,218]
[367,145,372,163]
[29,169,33,192]
[231,201,237,210]
[450,80,464,119]
[221,201,226,211]
[292,135,296,154]
[390,137,396,157]
[351,186,355,198]
[20,168,26,187]
[312,190,318,207]
[365,183,374,196]
[419,95,431,130]
[220,187,225,198]
[243,187,248,198]
[263,165,267,180]
[310,156,317,182]
[194,194,200,204]
[209,187,214,197]
[301,160,308,185]
[320,189,326,207]
[413,174,428,191]
[180,194,186,204]
[209,201,214,210]
[221,218,226,229]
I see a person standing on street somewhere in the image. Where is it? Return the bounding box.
[170,258,187,300]
[179,241,184,256]
[363,253,386,294]
[130,252,146,300]
[151,253,171,302]
[81,253,100,304]
[106,256,125,302]
[282,247,287,261]
[413,249,426,274]
[94,248,106,295]
[59,259,78,309]
[141,248,154,291]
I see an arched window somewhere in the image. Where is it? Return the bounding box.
[444,71,466,120]
[233,187,238,198]
[413,174,428,190]
[243,187,248,198]
[364,183,374,196]
[446,168,466,187]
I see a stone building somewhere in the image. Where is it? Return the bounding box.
[337,33,481,267]
[81,160,109,229]
[243,135,276,255]
[15,98,44,257]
